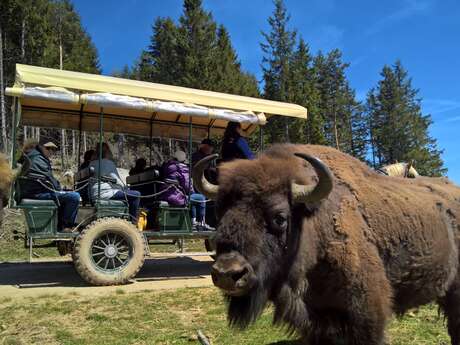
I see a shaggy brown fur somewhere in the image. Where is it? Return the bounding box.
[213,144,460,345]
[0,154,13,225]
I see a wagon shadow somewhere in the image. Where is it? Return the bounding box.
[0,256,213,289]
[268,340,303,345]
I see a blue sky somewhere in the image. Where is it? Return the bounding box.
[73,0,460,182]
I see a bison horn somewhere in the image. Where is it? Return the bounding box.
[192,154,219,200]
[292,153,334,204]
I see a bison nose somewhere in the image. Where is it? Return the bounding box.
[211,252,256,295]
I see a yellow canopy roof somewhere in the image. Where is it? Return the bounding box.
[6,64,307,140]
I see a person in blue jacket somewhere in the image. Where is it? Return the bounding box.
[221,122,255,162]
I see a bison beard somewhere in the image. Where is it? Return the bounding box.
[194,144,460,345]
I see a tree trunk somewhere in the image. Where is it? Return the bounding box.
[21,18,27,143]
[117,134,125,167]
[21,19,26,61]
[0,26,7,153]
[333,110,340,150]
[59,33,66,168]
[72,130,76,161]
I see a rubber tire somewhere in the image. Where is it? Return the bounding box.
[73,217,145,286]
[204,239,216,260]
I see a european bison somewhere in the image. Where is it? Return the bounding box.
[193,144,460,345]
[0,154,14,225]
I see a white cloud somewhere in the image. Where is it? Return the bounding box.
[445,116,460,123]
[365,0,432,36]
[423,99,460,115]
[310,25,344,51]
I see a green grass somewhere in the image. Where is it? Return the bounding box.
[0,288,451,345]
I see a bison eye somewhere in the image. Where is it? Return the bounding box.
[272,214,288,232]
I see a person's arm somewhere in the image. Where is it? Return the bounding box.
[236,137,255,160]
[108,160,124,187]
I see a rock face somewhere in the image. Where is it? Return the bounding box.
[0,154,13,225]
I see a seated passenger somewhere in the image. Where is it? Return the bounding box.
[160,150,213,230]
[129,158,147,176]
[20,141,80,233]
[89,143,141,223]
[76,149,95,205]
[79,149,95,171]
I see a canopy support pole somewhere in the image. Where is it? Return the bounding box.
[149,113,156,166]
[259,126,264,152]
[9,97,20,208]
[77,104,84,168]
[97,107,104,204]
[188,117,192,214]
[10,97,19,168]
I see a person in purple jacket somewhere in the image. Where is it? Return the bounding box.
[221,122,255,162]
[160,150,214,231]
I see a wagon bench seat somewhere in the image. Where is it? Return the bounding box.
[19,199,57,207]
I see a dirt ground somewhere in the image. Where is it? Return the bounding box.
[0,255,214,299]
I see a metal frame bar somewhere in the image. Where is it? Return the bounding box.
[259,126,264,152]
[97,107,104,203]
[149,113,156,165]
[76,104,84,167]
[9,98,20,208]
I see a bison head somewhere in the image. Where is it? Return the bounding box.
[193,150,333,328]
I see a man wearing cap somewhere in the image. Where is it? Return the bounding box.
[20,141,80,232]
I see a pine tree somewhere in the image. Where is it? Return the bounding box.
[261,0,297,143]
[367,61,446,176]
[288,38,325,145]
[144,17,180,85]
[137,0,259,97]
[0,0,100,157]
[176,0,217,90]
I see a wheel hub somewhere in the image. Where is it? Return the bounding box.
[104,245,118,258]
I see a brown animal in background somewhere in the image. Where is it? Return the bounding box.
[193,144,460,345]
[0,154,14,225]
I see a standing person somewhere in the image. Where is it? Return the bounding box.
[89,143,141,223]
[160,150,213,231]
[20,141,80,232]
[221,122,255,162]
[192,138,217,184]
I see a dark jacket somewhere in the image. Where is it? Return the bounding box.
[221,137,255,162]
[20,147,61,198]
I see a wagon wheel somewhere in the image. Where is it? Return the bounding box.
[73,218,145,286]
[204,238,216,260]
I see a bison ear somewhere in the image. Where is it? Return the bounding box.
[291,153,333,204]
